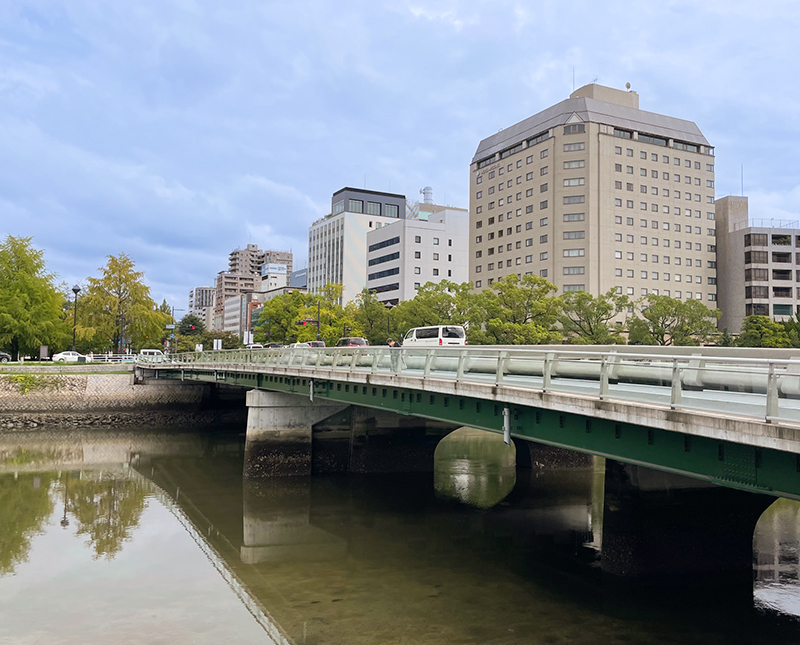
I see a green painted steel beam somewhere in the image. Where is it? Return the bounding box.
[158,369,800,501]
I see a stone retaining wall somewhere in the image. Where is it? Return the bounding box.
[0,373,245,429]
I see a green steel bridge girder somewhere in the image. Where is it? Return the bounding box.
[156,368,800,502]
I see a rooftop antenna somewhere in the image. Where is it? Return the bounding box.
[625,82,631,91]
[592,77,599,84]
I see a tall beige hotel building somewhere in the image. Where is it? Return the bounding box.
[469,84,718,303]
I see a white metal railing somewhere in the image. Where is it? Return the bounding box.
[137,346,800,426]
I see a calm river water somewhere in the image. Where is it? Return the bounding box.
[0,425,799,644]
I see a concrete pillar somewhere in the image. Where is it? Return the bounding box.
[601,459,774,588]
[244,390,346,477]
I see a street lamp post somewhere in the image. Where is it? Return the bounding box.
[71,285,81,352]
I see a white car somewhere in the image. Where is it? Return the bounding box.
[52,351,93,363]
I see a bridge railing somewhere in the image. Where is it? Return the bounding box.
[136,347,800,425]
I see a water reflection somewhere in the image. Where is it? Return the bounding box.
[1,426,800,644]
[755,498,800,617]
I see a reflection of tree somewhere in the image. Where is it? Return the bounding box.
[66,478,147,559]
[0,473,54,575]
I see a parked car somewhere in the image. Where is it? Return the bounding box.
[266,343,284,349]
[335,337,369,347]
[52,351,93,363]
[0,350,11,363]
[288,342,311,348]
[245,343,264,349]
[308,340,326,348]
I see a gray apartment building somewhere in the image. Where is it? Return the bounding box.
[716,196,800,332]
[469,84,717,304]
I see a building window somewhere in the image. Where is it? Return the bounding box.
[564,266,585,275]
[540,217,548,226]
[414,236,421,243]
[563,249,585,257]
[563,196,585,204]
[539,200,548,210]
[333,200,345,214]
[540,182,548,192]
[563,124,586,135]
[540,252,548,260]
[563,231,585,239]
[564,178,585,187]
[432,268,439,276]
[366,201,381,215]
[564,142,585,152]
[565,160,586,169]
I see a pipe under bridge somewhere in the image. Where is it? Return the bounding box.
[137,344,800,585]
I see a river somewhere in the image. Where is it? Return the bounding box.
[0,425,798,644]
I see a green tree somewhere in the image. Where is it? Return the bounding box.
[354,288,393,345]
[201,330,243,350]
[628,295,720,346]
[391,280,477,342]
[79,254,171,353]
[178,313,205,336]
[736,315,792,348]
[470,274,561,345]
[559,289,629,344]
[0,236,70,359]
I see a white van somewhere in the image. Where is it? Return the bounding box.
[402,325,467,347]
[140,349,164,357]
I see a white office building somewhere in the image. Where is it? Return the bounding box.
[366,203,470,304]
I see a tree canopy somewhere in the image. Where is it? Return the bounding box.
[79,254,171,353]
[0,236,70,359]
[627,295,720,346]
[559,289,629,344]
[736,315,793,348]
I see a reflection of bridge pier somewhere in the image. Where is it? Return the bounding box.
[241,478,346,564]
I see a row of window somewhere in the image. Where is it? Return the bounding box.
[614,147,714,171]
[615,182,714,202]
[745,251,800,264]
[615,165,714,187]
[747,304,797,316]
[744,269,800,282]
[745,286,800,299]
[744,234,800,247]
[333,199,399,217]
[614,253,712,267]
[614,269,712,284]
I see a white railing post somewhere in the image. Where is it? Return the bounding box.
[599,355,609,399]
[456,351,466,381]
[350,349,360,370]
[424,350,435,376]
[496,351,508,385]
[670,358,682,409]
[502,406,511,445]
[766,362,779,421]
[542,352,553,392]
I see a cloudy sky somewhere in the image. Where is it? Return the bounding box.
[2,1,800,308]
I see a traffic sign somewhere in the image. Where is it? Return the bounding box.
[165,324,176,329]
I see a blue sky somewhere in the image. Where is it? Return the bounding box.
[2,1,800,308]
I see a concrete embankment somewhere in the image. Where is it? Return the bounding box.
[0,367,246,429]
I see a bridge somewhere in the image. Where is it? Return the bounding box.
[136,344,800,584]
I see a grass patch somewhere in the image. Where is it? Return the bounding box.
[1,374,63,394]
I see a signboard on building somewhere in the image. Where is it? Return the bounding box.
[262,263,288,276]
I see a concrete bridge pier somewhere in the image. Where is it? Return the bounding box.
[601,459,774,588]
[244,390,346,477]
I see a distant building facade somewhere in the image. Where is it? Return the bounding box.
[289,268,308,288]
[469,83,717,302]
[307,187,406,303]
[366,202,469,305]
[188,286,215,318]
[716,196,800,332]
[229,244,293,276]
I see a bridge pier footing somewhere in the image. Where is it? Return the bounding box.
[601,459,773,587]
[244,391,346,477]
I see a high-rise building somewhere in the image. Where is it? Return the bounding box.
[188,286,215,317]
[366,201,469,305]
[228,244,293,276]
[715,196,800,332]
[469,83,717,304]
[307,187,406,303]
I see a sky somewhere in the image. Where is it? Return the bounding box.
[2,0,800,309]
